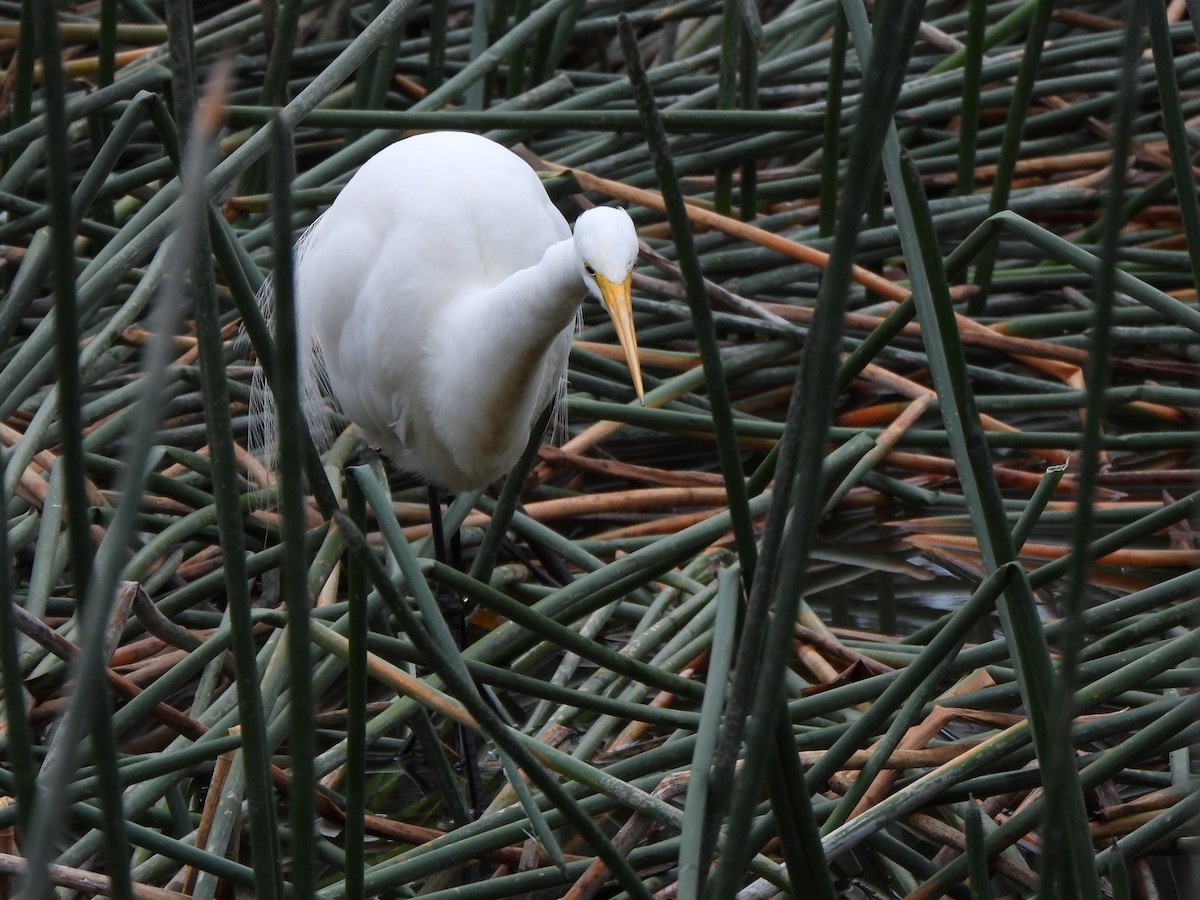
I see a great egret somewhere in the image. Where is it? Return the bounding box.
[256,130,644,493]
[253,131,646,818]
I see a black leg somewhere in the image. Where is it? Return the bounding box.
[427,484,448,564]
[426,485,484,819]
[428,486,468,649]
[450,524,463,570]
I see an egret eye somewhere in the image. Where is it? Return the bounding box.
[584,263,596,276]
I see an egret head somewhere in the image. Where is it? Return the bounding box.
[573,206,644,401]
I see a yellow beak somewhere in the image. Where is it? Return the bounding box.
[596,273,644,402]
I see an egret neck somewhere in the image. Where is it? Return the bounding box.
[423,239,581,490]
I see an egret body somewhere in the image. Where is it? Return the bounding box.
[266,131,643,491]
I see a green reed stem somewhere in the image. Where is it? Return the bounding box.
[704,3,928,895]
[1040,10,1142,895]
[969,0,1054,314]
[19,5,103,893]
[268,116,316,897]
[955,0,986,197]
[620,15,758,584]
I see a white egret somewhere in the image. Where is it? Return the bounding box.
[256,130,644,493]
[253,131,646,818]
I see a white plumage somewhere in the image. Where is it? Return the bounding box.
[256,131,643,492]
